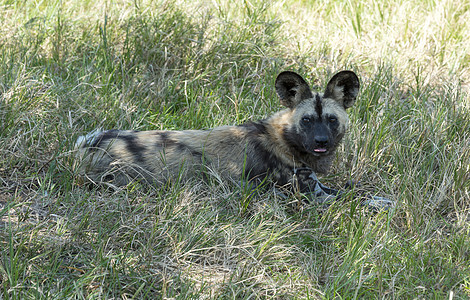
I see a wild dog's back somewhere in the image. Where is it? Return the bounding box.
[75,126,258,186]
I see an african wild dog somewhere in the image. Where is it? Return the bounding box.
[75,71,393,208]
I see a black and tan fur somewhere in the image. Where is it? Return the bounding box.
[75,71,392,207]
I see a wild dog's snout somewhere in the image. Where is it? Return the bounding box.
[312,122,331,151]
[314,135,328,149]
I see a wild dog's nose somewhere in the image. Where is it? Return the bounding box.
[315,135,328,146]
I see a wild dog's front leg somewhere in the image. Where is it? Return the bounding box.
[293,168,340,204]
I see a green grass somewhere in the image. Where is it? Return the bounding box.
[1,0,469,298]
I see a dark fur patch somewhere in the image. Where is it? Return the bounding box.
[177,143,204,159]
[154,132,203,159]
[89,130,120,150]
[159,132,178,147]
[121,134,146,163]
[245,155,270,181]
[282,126,307,155]
[246,139,290,185]
[240,120,268,135]
[315,94,322,119]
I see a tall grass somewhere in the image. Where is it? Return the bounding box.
[1,0,469,298]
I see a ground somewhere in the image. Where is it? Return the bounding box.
[0,0,469,298]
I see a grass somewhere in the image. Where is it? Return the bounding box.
[1,0,469,298]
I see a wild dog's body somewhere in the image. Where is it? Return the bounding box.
[77,107,343,187]
[77,71,394,207]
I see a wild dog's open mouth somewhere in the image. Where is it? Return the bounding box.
[302,143,329,155]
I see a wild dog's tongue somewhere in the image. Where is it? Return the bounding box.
[314,148,327,153]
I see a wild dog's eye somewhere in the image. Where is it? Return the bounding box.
[328,116,338,123]
[302,117,311,123]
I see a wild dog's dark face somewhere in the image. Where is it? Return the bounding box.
[275,71,359,156]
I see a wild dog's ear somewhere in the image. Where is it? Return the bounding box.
[275,71,313,109]
[323,71,360,109]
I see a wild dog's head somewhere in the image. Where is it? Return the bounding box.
[275,70,359,157]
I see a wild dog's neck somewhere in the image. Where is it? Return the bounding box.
[263,109,310,165]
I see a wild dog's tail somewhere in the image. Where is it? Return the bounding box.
[73,128,108,184]
[74,128,105,174]
[75,128,104,150]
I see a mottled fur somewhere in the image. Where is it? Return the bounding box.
[76,71,359,195]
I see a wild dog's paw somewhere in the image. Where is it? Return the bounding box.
[361,194,395,211]
[307,179,339,204]
[342,180,395,211]
[294,169,341,204]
